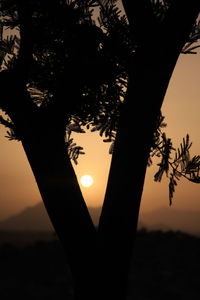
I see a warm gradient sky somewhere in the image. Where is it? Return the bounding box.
[0,0,200,232]
[0,52,200,224]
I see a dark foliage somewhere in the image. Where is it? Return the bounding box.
[1,0,199,204]
[0,0,129,160]
[150,117,200,204]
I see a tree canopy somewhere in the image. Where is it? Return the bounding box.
[0,0,199,203]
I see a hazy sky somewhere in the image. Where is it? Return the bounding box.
[0,1,200,229]
[0,52,200,223]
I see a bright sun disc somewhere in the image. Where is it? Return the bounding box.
[80,175,94,187]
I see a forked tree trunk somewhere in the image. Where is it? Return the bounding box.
[1,2,199,300]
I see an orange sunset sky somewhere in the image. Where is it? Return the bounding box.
[0,51,200,223]
[0,0,200,230]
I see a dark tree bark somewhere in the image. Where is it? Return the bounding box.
[98,1,200,299]
[22,129,97,299]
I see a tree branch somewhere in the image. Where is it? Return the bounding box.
[0,114,14,129]
[121,0,156,46]
[15,0,33,82]
[0,1,37,119]
[162,0,200,54]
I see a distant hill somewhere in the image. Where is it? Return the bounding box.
[0,202,100,231]
[0,202,54,231]
[138,207,200,236]
[0,203,200,236]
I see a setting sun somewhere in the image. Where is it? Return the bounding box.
[80,175,94,187]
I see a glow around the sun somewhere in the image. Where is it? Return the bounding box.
[80,175,94,187]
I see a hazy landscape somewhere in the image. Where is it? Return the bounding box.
[0,203,200,299]
[1,202,200,236]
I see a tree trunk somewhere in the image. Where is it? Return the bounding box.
[20,124,98,299]
[98,70,164,300]
[98,46,186,300]
[98,3,199,298]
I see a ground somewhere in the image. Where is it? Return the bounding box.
[0,230,199,299]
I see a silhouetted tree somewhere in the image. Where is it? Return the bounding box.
[0,1,200,300]
[98,2,200,299]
